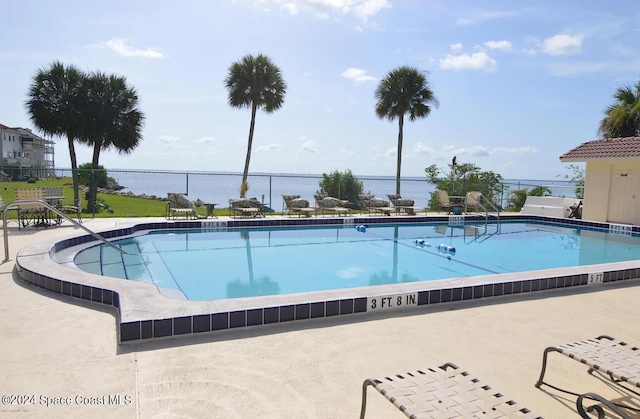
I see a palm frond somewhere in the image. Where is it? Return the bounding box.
[224,53,286,112]
[374,66,438,121]
[599,78,640,138]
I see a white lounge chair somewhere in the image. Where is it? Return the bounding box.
[282,195,315,217]
[166,193,203,219]
[535,335,640,418]
[361,362,541,418]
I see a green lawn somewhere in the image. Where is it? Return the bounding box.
[0,177,187,218]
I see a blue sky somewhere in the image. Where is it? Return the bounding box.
[2,0,639,180]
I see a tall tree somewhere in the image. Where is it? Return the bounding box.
[225,54,286,197]
[25,61,86,206]
[81,71,144,211]
[598,78,640,138]
[375,66,438,194]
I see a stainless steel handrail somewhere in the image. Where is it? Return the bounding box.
[3,199,126,262]
[469,194,500,223]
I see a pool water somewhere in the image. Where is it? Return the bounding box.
[74,222,640,300]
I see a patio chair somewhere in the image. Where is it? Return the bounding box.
[535,335,640,418]
[59,195,83,223]
[360,362,541,419]
[282,195,315,217]
[464,191,483,213]
[358,194,392,216]
[436,190,454,214]
[229,197,265,218]
[315,196,350,217]
[166,193,202,219]
[15,188,48,229]
[43,187,64,207]
[387,194,423,216]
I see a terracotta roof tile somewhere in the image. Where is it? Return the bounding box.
[560,136,640,161]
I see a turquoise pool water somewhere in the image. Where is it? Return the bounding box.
[74,222,640,301]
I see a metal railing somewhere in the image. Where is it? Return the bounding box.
[471,193,501,223]
[3,200,126,262]
[48,168,579,215]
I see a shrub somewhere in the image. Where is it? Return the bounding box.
[507,186,551,211]
[560,164,584,199]
[507,189,528,211]
[425,161,504,211]
[78,163,108,189]
[317,169,364,209]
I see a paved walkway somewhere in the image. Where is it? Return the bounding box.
[1,218,639,418]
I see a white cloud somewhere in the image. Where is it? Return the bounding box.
[196,137,216,144]
[409,144,538,160]
[336,266,365,279]
[159,135,187,150]
[353,0,391,19]
[256,143,285,152]
[492,146,538,155]
[439,52,496,72]
[159,135,182,144]
[341,67,378,84]
[456,11,516,26]
[255,0,391,20]
[456,145,490,157]
[483,40,512,51]
[281,3,299,14]
[450,43,464,53]
[542,34,583,56]
[412,142,437,154]
[90,38,165,58]
[298,140,319,153]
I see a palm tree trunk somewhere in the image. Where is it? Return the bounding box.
[67,135,80,206]
[241,102,258,198]
[395,115,404,195]
[89,141,102,213]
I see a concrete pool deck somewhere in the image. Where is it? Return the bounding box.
[2,217,640,418]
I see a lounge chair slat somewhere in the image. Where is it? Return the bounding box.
[360,363,541,418]
[535,335,640,418]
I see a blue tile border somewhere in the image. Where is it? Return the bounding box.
[14,215,640,344]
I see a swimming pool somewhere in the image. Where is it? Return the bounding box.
[74,221,640,301]
[14,214,640,344]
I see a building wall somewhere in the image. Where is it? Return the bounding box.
[583,162,611,222]
[583,160,640,225]
[1,129,24,159]
[0,126,55,179]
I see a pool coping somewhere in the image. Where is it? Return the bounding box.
[14,214,640,344]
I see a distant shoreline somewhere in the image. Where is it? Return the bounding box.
[53,167,574,184]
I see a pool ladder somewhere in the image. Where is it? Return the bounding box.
[467,193,500,223]
[463,194,501,244]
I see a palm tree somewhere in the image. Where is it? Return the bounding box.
[80,71,144,211]
[375,66,438,194]
[25,61,86,206]
[224,54,286,197]
[598,78,640,138]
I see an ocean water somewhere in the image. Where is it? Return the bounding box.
[56,168,577,210]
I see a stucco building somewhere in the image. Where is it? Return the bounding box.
[560,136,640,225]
[0,123,55,180]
